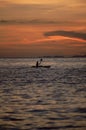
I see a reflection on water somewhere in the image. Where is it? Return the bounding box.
[0,58,86,130]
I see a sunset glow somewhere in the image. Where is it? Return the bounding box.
[0,0,86,57]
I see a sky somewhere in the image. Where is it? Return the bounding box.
[0,0,86,57]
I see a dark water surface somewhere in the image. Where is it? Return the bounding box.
[0,58,86,130]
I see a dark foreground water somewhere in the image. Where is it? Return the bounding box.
[0,58,86,130]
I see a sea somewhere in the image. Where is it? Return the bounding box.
[0,58,86,130]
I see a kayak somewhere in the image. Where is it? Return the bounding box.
[32,65,51,68]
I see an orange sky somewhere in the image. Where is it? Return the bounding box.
[0,0,86,57]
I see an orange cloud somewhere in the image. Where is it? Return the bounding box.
[0,22,86,57]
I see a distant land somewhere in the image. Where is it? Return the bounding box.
[72,55,86,58]
[0,55,86,58]
[42,55,86,58]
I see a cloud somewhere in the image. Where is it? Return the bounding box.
[75,0,86,2]
[44,30,86,41]
[0,0,85,24]
[0,19,58,24]
[0,2,53,20]
[0,18,70,25]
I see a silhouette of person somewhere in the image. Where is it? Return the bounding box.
[36,61,39,67]
[36,58,43,67]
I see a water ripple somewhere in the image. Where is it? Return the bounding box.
[0,58,86,129]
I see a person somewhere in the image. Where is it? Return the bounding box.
[36,58,43,67]
[36,61,39,67]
